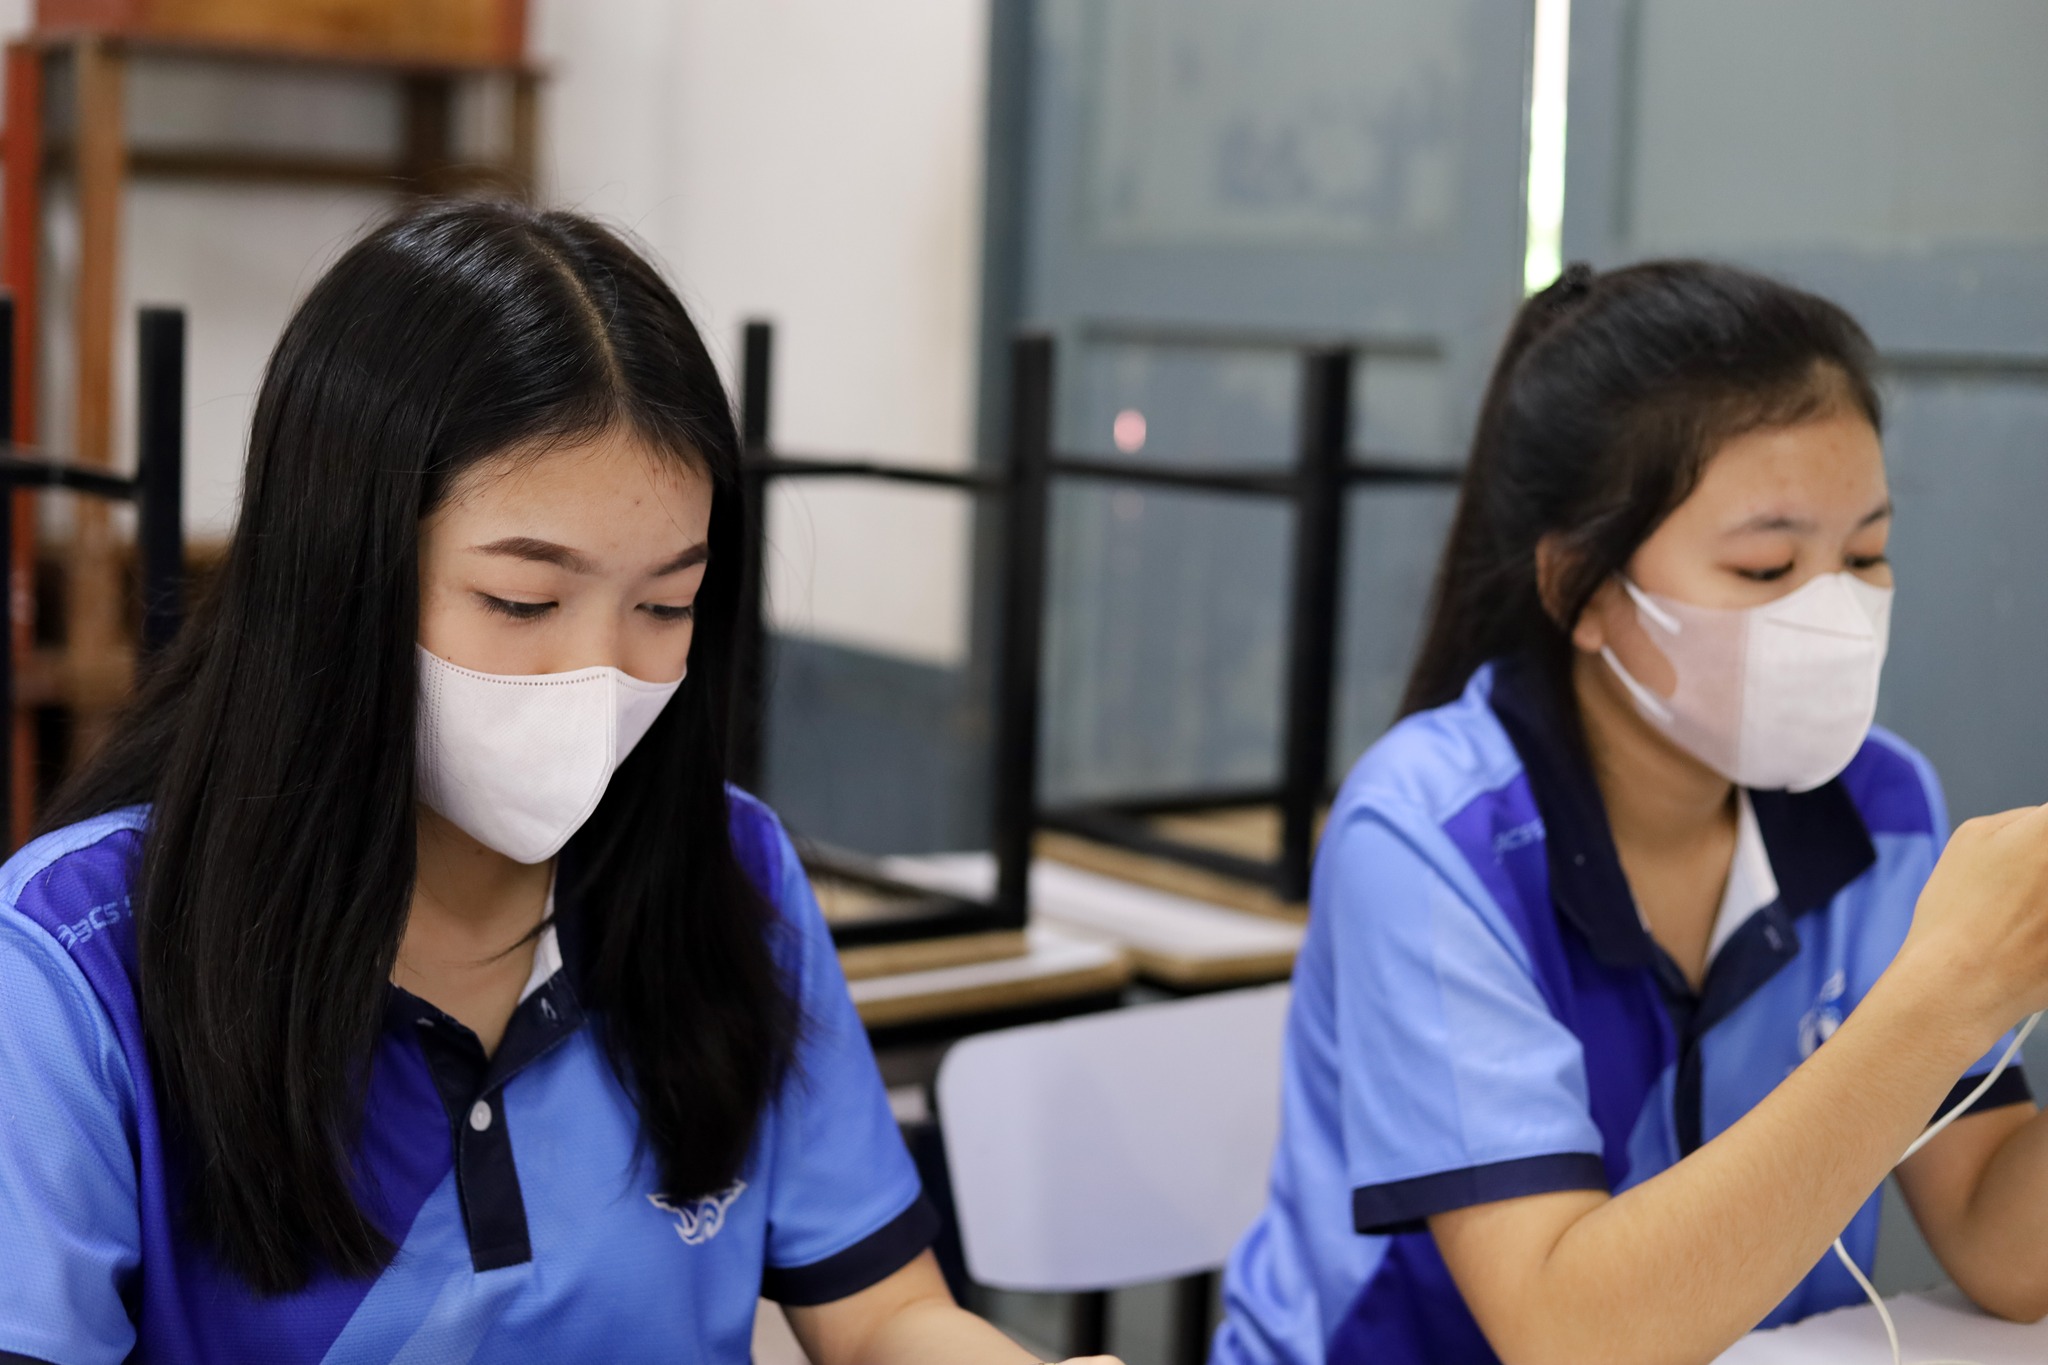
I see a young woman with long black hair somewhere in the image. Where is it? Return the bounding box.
[0,200,1113,1365]
[1213,261,2048,1364]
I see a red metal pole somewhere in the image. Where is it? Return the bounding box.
[4,41,43,847]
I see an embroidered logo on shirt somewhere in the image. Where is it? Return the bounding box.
[53,896,132,952]
[649,1182,746,1245]
[1797,971,1848,1059]
[1492,818,1545,860]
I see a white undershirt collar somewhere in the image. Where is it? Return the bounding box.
[515,883,563,1004]
[1705,790,1780,965]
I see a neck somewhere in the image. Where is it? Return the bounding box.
[412,808,554,932]
[399,809,553,1055]
[1571,650,1736,854]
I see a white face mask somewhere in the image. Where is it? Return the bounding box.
[415,647,684,864]
[1599,572,1893,792]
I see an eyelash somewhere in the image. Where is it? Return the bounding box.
[1733,553,1888,584]
[479,594,553,620]
[641,604,695,623]
[475,595,695,624]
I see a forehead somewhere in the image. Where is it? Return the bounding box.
[437,431,712,535]
[1678,407,1887,524]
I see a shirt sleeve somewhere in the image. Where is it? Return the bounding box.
[1326,812,1608,1235]
[0,913,140,1365]
[753,819,936,1305]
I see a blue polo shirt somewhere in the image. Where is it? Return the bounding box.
[0,790,934,1364]
[1215,658,2030,1365]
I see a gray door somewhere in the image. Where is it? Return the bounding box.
[1563,0,2048,821]
[1020,0,1536,802]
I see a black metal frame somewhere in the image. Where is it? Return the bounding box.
[1012,344,1460,904]
[732,321,1020,947]
[0,299,186,844]
[733,322,1464,938]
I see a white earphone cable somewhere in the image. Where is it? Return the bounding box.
[1828,1010,2040,1365]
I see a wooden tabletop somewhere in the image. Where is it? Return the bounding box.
[845,923,1129,1031]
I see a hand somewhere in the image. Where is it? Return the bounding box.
[1894,804,2048,1043]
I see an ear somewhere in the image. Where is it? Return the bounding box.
[1533,533,1578,628]
[1535,533,1617,656]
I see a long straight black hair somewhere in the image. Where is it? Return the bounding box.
[43,199,798,1293]
[1401,259,1883,720]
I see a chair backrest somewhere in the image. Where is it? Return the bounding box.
[935,983,1290,1292]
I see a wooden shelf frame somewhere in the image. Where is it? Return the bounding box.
[0,26,541,842]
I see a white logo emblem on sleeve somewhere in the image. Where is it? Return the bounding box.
[648,1182,746,1246]
[415,647,683,865]
[1796,971,1847,1060]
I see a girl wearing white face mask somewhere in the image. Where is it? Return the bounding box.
[0,202,1118,1365]
[1215,262,2048,1365]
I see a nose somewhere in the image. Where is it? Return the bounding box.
[551,614,633,676]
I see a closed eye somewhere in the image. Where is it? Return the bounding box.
[641,604,695,623]
[478,593,555,621]
[1733,563,1795,583]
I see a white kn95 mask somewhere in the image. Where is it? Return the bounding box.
[415,647,684,864]
[1599,572,1892,793]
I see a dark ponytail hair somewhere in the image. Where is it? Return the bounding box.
[42,200,798,1293]
[1400,259,1883,718]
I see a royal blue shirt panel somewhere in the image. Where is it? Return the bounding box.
[1317,809,1610,1218]
[1215,663,2018,1365]
[0,791,930,1365]
[743,791,940,1296]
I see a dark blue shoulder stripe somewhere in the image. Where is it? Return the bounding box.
[1837,738,1935,837]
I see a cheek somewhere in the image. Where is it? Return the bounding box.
[415,578,466,659]
[1626,532,1737,610]
[1598,593,1679,697]
[626,617,696,684]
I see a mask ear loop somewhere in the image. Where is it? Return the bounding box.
[1600,579,1683,724]
[1826,1010,2040,1365]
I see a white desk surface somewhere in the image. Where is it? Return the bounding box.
[1716,1285,2048,1363]
[881,851,1303,979]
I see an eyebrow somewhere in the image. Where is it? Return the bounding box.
[469,537,709,576]
[1726,500,1893,536]
[652,543,710,576]
[470,537,597,573]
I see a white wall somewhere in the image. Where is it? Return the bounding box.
[533,0,990,667]
[4,0,989,667]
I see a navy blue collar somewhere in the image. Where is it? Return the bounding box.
[1485,654,1876,981]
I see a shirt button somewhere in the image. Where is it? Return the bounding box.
[469,1100,493,1132]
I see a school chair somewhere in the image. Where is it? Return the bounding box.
[935,984,1291,1365]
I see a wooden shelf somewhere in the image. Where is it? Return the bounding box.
[43,143,530,193]
[34,0,529,73]
[0,24,539,837]
[28,30,541,74]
